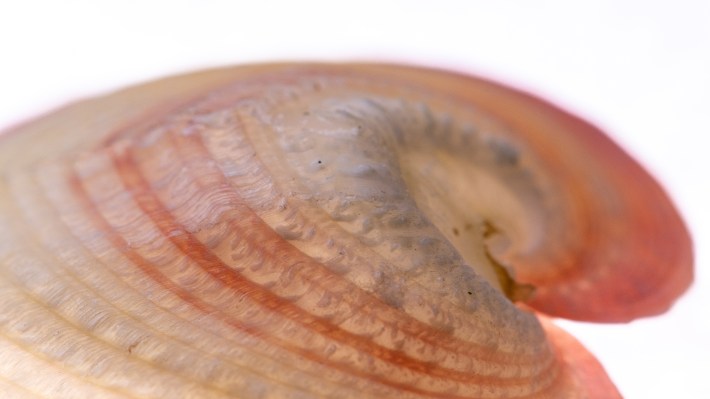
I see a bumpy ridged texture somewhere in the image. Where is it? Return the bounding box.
[0,63,690,398]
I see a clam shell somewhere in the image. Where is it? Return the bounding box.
[0,63,691,398]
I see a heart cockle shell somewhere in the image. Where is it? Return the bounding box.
[0,63,691,398]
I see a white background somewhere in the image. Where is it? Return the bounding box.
[1,1,708,397]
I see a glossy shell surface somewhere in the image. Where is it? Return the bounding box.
[0,64,692,398]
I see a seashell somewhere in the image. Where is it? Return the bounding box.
[0,63,692,398]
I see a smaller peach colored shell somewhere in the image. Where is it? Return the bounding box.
[0,63,692,398]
